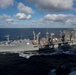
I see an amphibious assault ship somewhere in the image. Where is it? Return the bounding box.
[0,29,76,53]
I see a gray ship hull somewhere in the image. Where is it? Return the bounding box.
[0,40,39,52]
[0,45,39,52]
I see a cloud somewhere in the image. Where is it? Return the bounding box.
[26,15,32,19]
[0,14,11,19]
[0,0,14,9]
[17,2,34,14]
[26,0,73,12]
[73,0,76,2]
[28,14,76,28]
[16,13,32,20]
[0,23,2,25]
[5,18,13,23]
[42,14,75,22]
[0,14,13,23]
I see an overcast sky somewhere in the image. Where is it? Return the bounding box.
[0,0,76,28]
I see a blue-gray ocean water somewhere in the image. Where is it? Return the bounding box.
[0,28,68,41]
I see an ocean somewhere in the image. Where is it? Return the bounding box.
[0,28,68,41]
[0,28,76,75]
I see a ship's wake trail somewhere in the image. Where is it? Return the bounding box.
[18,51,58,59]
[19,52,35,59]
[0,49,58,59]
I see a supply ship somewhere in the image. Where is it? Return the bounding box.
[0,29,76,53]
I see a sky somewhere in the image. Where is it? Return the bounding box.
[0,0,76,28]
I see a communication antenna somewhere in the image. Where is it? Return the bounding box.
[60,31,62,38]
[37,32,41,45]
[33,31,36,40]
[5,35,10,42]
[50,33,54,38]
[46,32,49,40]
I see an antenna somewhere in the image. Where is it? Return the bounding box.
[37,32,41,45]
[33,31,36,40]
[61,31,65,43]
[46,32,49,40]
[60,31,62,38]
[5,35,10,42]
[50,33,54,38]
